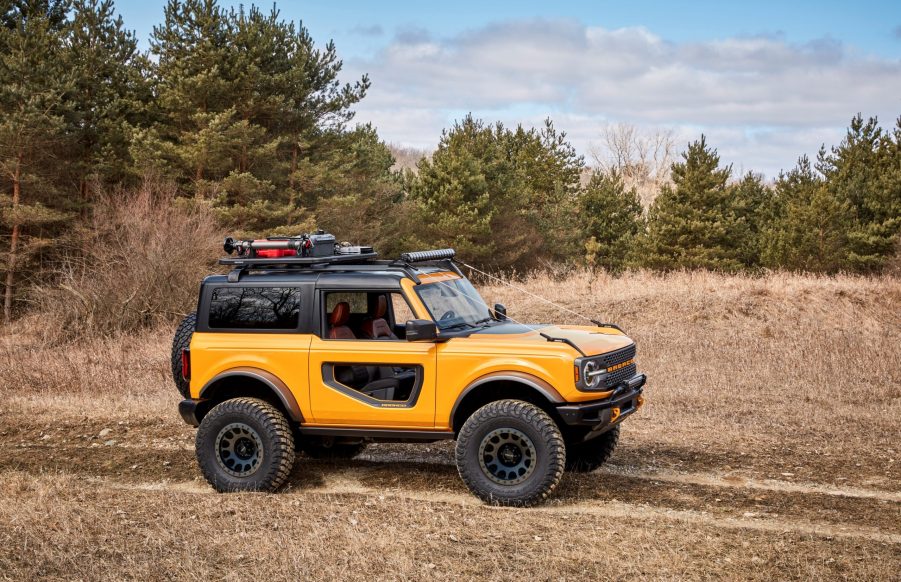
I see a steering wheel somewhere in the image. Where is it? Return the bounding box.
[439,310,457,321]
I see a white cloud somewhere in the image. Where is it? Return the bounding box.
[344,19,901,178]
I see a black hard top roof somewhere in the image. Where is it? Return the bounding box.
[202,264,453,289]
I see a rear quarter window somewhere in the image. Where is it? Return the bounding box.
[208,287,302,330]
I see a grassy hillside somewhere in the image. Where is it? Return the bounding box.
[0,271,899,580]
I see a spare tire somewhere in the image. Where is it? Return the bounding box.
[171,312,197,398]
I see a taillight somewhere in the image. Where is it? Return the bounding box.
[181,349,191,380]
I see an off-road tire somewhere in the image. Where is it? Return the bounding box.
[565,425,620,472]
[171,312,196,398]
[455,399,565,507]
[300,438,367,460]
[196,398,295,492]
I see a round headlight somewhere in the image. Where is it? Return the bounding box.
[583,360,603,389]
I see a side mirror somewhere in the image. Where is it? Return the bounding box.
[405,319,438,341]
[493,303,507,321]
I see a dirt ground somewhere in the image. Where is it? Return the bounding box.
[1,271,899,580]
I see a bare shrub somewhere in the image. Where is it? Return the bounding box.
[388,143,431,172]
[29,177,221,341]
[589,123,676,207]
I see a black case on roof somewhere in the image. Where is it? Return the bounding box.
[308,232,336,257]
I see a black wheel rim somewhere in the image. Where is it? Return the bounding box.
[216,422,264,477]
[478,428,537,485]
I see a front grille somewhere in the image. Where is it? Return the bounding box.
[601,362,637,389]
[596,343,636,368]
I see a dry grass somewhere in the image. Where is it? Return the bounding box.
[0,271,899,580]
[482,270,901,486]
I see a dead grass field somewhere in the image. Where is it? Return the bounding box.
[1,271,899,580]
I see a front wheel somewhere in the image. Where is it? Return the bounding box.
[455,400,565,507]
[196,398,296,492]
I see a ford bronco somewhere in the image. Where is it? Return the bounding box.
[172,233,646,506]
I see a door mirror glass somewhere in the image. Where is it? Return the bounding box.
[493,303,507,321]
[405,319,438,341]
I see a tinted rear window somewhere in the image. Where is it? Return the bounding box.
[209,287,302,330]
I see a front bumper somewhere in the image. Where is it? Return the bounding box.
[556,373,646,434]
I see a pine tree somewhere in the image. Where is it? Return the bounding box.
[0,0,73,322]
[637,136,743,270]
[578,169,644,271]
[509,119,584,261]
[729,171,776,267]
[140,0,238,193]
[273,16,370,200]
[406,117,497,264]
[314,124,406,253]
[64,0,150,203]
[761,156,851,272]
[407,115,583,270]
[138,1,372,234]
[817,114,901,272]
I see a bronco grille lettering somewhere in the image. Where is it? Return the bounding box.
[606,358,634,373]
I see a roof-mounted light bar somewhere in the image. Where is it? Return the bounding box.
[399,249,456,263]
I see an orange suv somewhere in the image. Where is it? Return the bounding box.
[172,234,646,506]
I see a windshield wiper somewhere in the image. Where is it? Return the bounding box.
[441,321,476,331]
[471,317,494,326]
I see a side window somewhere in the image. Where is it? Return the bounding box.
[323,291,414,340]
[209,287,302,330]
[391,293,415,324]
[325,292,368,314]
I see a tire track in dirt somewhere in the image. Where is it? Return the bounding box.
[97,471,901,545]
[599,465,901,502]
[341,445,901,504]
[354,446,901,503]
[10,440,898,503]
[6,410,897,490]
[5,441,900,532]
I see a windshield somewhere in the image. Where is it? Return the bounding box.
[415,277,493,330]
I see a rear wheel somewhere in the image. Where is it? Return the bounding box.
[196,398,295,492]
[455,399,565,507]
[565,426,620,472]
[171,312,196,398]
[300,437,366,460]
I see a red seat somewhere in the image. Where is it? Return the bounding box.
[328,302,355,339]
[362,295,397,340]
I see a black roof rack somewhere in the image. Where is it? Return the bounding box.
[219,252,380,268]
[218,254,460,284]
[217,230,459,283]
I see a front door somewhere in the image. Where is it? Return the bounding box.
[308,290,437,428]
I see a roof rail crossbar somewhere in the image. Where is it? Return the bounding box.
[216,247,459,285]
[218,260,423,283]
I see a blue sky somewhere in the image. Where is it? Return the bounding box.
[118,0,901,178]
